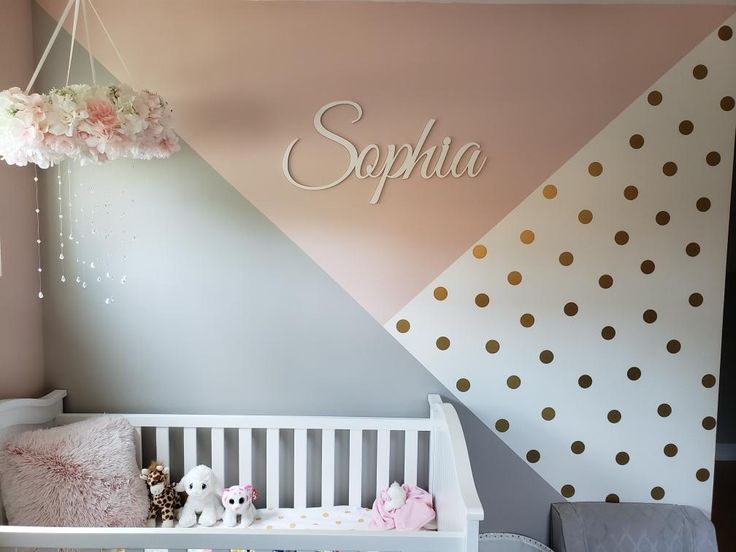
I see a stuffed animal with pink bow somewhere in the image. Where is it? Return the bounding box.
[221,484,258,527]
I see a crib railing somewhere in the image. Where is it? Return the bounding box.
[55,412,433,510]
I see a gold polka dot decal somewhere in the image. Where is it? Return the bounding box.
[564,302,578,316]
[614,231,629,245]
[539,350,554,364]
[689,292,703,307]
[647,90,662,106]
[666,340,681,354]
[643,309,657,324]
[679,120,694,135]
[627,367,641,381]
[664,443,678,457]
[472,244,487,259]
[702,417,716,430]
[615,452,630,465]
[722,96,735,111]
[541,407,556,421]
[520,229,535,244]
[588,162,603,177]
[571,441,585,454]
[475,293,490,308]
[629,135,644,149]
[520,313,535,328]
[607,410,621,424]
[495,419,510,433]
[702,374,716,388]
[436,336,450,350]
[657,403,672,417]
[456,378,470,392]
[485,339,500,354]
[599,274,613,289]
[696,197,711,212]
[396,319,410,333]
[696,469,710,482]
[433,286,448,301]
[706,151,721,166]
[526,450,540,463]
[578,209,593,224]
[605,494,620,504]
[624,185,638,200]
[507,271,522,285]
[601,326,616,340]
[651,487,665,500]
[693,64,708,80]
[656,211,670,225]
[561,484,575,498]
[662,162,678,177]
[578,375,593,389]
[641,260,655,274]
[559,252,574,266]
[719,25,733,41]
[686,242,700,257]
[507,375,521,389]
[543,184,558,199]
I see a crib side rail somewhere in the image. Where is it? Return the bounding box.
[428,395,483,552]
[55,407,433,510]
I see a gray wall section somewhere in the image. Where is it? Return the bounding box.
[32,3,563,543]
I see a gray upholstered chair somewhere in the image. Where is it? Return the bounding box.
[550,502,718,552]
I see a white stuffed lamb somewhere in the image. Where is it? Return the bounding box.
[175,465,224,527]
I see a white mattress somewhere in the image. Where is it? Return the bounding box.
[176,505,373,530]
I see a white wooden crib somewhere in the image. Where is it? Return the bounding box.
[0,391,483,552]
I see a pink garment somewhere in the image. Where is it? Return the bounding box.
[370,484,436,531]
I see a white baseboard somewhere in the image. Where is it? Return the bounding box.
[716,443,736,461]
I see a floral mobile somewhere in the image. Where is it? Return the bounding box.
[0,0,179,300]
[0,0,179,168]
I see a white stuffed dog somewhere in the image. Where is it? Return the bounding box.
[221,484,258,527]
[175,465,224,527]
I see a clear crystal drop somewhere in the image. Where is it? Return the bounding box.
[36,239,41,244]
[120,275,127,285]
[33,176,38,182]
[35,208,40,214]
[37,267,42,273]
[90,262,96,269]
[61,275,66,283]
[38,291,44,299]
[105,298,110,305]
[75,276,81,284]
[82,282,87,289]
[106,272,111,278]
[96,276,102,283]
[68,234,74,240]
[59,253,64,260]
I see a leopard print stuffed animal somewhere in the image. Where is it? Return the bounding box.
[140,461,185,527]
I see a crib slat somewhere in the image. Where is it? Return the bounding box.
[155,427,170,467]
[376,429,391,495]
[134,426,142,467]
[266,428,279,509]
[321,428,335,507]
[404,429,418,486]
[349,429,363,507]
[238,428,252,483]
[294,428,307,508]
[211,427,225,482]
[183,427,197,473]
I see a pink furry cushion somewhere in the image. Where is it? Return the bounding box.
[0,416,149,527]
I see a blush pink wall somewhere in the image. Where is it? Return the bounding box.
[37,1,735,324]
[0,0,44,399]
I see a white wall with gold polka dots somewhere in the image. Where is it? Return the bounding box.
[388,17,736,513]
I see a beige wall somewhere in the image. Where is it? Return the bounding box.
[0,0,43,399]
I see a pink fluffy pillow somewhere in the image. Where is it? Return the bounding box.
[0,416,149,527]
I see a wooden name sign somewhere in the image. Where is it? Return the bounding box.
[282,101,487,204]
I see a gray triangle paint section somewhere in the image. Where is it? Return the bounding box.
[32,4,562,544]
